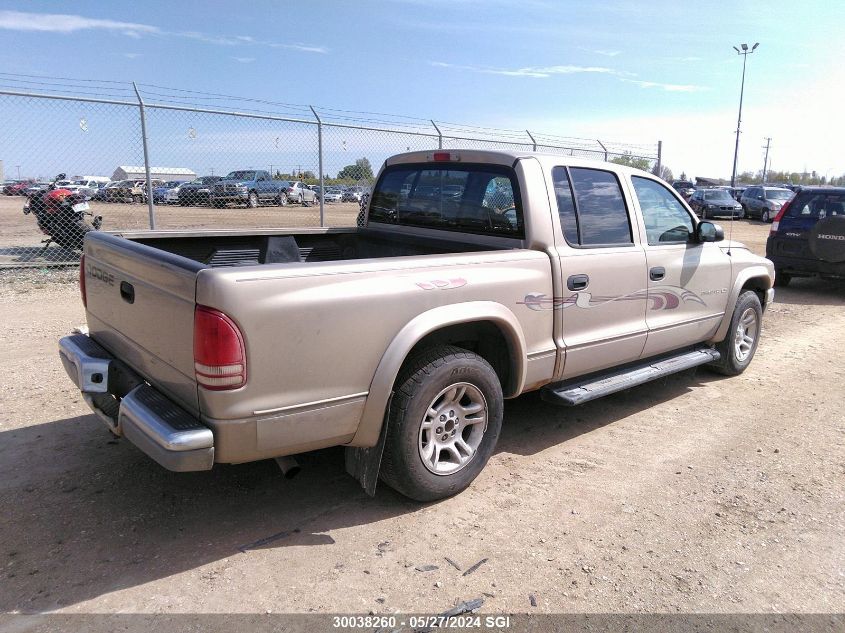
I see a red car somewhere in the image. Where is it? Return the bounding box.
[3,180,36,196]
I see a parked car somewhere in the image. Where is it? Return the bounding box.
[671,180,696,200]
[210,170,289,208]
[342,187,368,203]
[177,176,222,206]
[766,186,845,286]
[285,181,317,205]
[322,187,343,204]
[3,179,34,195]
[164,183,182,205]
[740,186,794,223]
[60,150,774,502]
[688,188,744,219]
[107,180,147,203]
[93,181,119,202]
[153,180,185,204]
[64,179,107,199]
[24,183,50,197]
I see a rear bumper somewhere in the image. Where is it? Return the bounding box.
[766,252,845,278]
[58,334,214,472]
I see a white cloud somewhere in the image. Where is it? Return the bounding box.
[0,10,158,36]
[0,10,328,54]
[232,57,255,63]
[123,52,142,59]
[431,61,616,79]
[583,48,621,57]
[620,78,706,92]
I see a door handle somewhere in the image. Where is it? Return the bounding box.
[567,274,589,291]
[120,281,135,304]
[649,266,666,281]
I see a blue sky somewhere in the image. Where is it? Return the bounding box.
[1,0,844,179]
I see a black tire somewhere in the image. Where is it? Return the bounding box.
[379,345,503,502]
[773,270,791,287]
[52,218,93,251]
[700,208,707,220]
[298,194,305,206]
[247,191,259,209]
[277,193,288,207]
[708,290,763,376]
[761,209,770,223]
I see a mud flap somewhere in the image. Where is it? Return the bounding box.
[344,395,391,497]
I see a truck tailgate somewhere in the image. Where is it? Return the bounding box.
[83,233,205,414]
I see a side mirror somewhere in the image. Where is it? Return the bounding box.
[56,173,66,180]
[696,221,724,243]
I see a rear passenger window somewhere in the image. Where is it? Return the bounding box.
[552,167,579,244]
[568,168,633,246]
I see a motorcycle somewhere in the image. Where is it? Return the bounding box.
[23,173,103,252]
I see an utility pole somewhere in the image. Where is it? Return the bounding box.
[761,137,771,184]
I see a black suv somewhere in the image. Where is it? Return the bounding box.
[766,186,845,286]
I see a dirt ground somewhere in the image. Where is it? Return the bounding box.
[0,219,843,617]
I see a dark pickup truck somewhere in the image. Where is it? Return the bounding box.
[209,170,290,208]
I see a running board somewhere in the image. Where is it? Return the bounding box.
[541,347,720,406]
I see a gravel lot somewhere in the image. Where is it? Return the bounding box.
[0,217,843,616]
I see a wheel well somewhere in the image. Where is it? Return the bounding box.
[741,276,769,309]
[405,321,515,395]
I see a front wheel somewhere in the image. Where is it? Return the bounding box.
[761,209,771,223]
[379,345,503,502]
[708,290,763,376]
[247,192,259,209]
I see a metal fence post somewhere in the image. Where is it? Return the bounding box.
[596,139,608,162]
[431,120,442,149]
[310,105,324,227]
[656,140,663,177]
[526,130,537,151]
[132,82,156,230]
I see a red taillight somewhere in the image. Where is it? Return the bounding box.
[770,196,793,234]
[79,254,87,308]
[432,152,460,162]
[193,306,246,390]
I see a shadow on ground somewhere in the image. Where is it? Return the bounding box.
[0,366,717,613]
[0,245,80,266]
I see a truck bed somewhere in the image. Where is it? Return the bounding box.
[125,227,505,267]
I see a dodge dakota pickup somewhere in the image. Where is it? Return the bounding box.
[60,150,775,501]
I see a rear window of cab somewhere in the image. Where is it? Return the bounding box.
[368,163,524,238]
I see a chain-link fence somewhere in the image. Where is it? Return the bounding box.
[0,80,660,267]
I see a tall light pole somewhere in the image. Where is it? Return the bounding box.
[730,42,759,188]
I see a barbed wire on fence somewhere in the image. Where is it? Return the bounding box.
[0,73,661,268]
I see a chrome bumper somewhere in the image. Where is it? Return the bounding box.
[58,334,214,472]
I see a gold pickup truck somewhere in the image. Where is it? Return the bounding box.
[59,150,774,501]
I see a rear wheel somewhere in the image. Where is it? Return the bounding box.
[708,290,763,376]
[379,345,503,502]
[52,218,93,251]
[761,209,771,223]
[247,191,259,208]
[132,194,143,204]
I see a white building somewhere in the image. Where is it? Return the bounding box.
[111,166,196,181]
